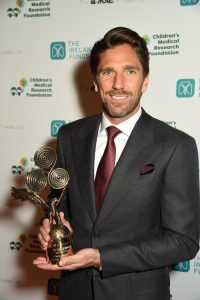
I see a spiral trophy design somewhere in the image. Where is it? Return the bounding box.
[11,146,72,264]
[48,168,69,190]
[27,169,47,192]
[34,146,56,170]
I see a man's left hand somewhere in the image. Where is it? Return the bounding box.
[33,248,100,271]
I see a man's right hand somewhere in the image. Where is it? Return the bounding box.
[38,212,73,250]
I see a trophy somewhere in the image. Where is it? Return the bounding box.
[11,146,73,264]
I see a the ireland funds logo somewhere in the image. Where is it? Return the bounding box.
[180,0,199,5]
[7,0,25,18]
[173,261,190,272]
[51,120,66,137]
[10,77,28,96]
[176,79,195,98]
[50,42,66,60]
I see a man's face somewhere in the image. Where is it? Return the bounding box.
[94,44,149,124]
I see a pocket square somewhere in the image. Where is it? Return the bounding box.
[140,164,155,175]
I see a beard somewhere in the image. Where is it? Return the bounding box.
[102,89,142,119]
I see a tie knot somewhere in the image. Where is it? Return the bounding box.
[106,126,121,141]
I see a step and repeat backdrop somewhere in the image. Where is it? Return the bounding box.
[0,0,200,299]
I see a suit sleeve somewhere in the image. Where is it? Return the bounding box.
[100,136,200,278]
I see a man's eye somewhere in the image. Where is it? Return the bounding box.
[102,70,112,75]
[127,69,135,74]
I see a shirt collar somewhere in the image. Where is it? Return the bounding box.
[100,106,142,137]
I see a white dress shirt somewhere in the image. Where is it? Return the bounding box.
[94,107,142,178]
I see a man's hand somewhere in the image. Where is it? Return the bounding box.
[33,248,101,271]
[35,211,101,271]
[37,212,73,250]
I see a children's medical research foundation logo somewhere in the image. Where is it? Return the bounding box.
[10,77,28,96]
[10,233,44,255]
[176,79,195,98]
[144,32,180,57]
[9,233,27,252]
[180,0,199,5]
[11,156,35,175]
[7,0,25,18]
[10,77,53,99]
[50,41,91,61]
[7,0,51,19]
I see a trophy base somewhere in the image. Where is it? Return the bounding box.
[47,224,73,264]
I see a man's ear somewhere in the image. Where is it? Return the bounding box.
[93,81,98,92]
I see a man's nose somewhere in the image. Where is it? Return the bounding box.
[112,73,125,90]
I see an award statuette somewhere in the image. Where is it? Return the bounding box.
[11,146,73,264]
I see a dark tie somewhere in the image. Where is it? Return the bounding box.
[95,126,121,211]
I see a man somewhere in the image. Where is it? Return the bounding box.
[34,27,199,300]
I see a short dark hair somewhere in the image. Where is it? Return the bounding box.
[90,27,149,78]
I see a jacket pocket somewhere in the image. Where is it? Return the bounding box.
[131,267,170,296]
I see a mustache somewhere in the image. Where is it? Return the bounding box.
[105,89,133,96]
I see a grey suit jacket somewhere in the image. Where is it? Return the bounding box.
[54,109,199,300]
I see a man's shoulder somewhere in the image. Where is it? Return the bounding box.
[58,114,101,135]
[144,111,195,144]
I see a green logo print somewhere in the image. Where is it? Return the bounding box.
[180,0,199,6]
[50,42,66,60]
[10,77,28,96]
[176,79,195,98]
[7,0,25,17]
[173,261,190,272]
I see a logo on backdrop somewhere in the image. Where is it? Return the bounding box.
[173,261,190,272]
[7,0,51,18]
[9,241,23,251]
[173,253,200,277]
[7,0,25,18]
[145,32,180,57]
[194,255,200,275]
[10,77,28,96]
[0,123,24,131]
[50,42,66,60]
[10,77,53,99]
[180,0,199,5]
[176,79,195,98]
[10,233,44,254]
[50,41,91,61]
[51,120,66,137]
[48,278,60,296]
[9,233,27,251]
[11,156,35,175]
[51,120,71,137]
[81,0,114,4]
[143,34,151,45]
[80,0,146,4]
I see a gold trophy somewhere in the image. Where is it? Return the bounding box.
[11,146,73,264]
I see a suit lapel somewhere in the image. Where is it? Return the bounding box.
[96,110,155,223]
[70,114,101,222]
